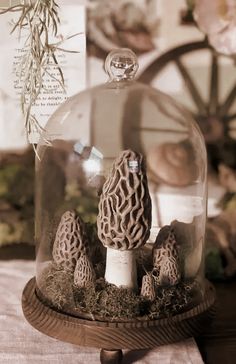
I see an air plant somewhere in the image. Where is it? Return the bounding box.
[0,0,79,145]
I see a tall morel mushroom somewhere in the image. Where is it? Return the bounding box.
[97,149,152,290]
[153,225,181,286]
[52,210,89,271]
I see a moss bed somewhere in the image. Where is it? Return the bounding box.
[37,262,202,321]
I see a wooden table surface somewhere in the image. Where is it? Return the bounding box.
[197,281,236,364]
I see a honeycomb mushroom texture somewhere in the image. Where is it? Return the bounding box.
[153,225,181,286]
[141,273,156,301]
[52,211,89,270]
[74,253,95,288]
[97,150,152,250]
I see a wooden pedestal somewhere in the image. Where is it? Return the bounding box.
[22,278,216,364]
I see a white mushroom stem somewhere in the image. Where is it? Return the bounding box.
[105,247,137,290]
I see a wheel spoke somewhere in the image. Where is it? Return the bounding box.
[148,92,191,127]
[209,53,219,114]
[220,84,236,116]
[175,58,207,115]
[223,113,236,121]
[132,127,188,134]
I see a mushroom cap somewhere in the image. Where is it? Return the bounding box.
[97,149,152,250]
[147,141,198,187]
[152,225,181,285]
[153,225,172,250]
[52,210,89,269]
[141,273,156,301]
[152,225,179,267]
[60,210,76,223]
[74,253,95,288]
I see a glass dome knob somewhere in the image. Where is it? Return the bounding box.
[105,48,138,81]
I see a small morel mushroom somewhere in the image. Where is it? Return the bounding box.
[141,273,156,301]
[74,253,95,288]
[153,225,181,286]
[52,210,89,271]
[97,149,152,290]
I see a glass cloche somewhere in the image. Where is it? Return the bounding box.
[35,49,207,321]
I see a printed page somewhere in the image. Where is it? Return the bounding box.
[0,1,86,147]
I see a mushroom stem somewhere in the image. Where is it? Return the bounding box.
[105,247,137,290]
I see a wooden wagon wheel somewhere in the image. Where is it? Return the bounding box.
[138,39,236,149]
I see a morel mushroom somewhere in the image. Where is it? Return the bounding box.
[74,253,95,288]
[97,149,152,289]
[141,273,156,301]
[153,225,181,286]
[52,210,89,271]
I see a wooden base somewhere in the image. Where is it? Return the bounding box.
[22,278,216,363]
[100,349,123,364]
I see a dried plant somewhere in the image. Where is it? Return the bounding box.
[0,0,79,143]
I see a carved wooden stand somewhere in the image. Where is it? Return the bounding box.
[22,278,216,364]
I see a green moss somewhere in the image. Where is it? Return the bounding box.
[0,215,34,247]
[0,222,24,246]
[38,262,74,310]
[0,164,21,197]
[73,278,200,320]
[0,155,34,246]
[65,181,99,224]
[74,279,150,320]
[38,262,201,321]
[148,281,201,319]
[0,162,34,206]
[205,248,224,280]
